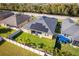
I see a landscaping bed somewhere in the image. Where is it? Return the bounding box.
[12,31,55,55]
[12,31,79,56]
[0,26,16,38]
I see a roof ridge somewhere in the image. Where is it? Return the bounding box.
[42,17,53,34]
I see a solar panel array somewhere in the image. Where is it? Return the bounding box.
[72,40,79,46]
[30,23,48,32]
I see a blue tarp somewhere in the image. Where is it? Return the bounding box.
[57,35,71,43]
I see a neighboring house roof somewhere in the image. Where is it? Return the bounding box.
[23,16,57,35]
[62,18,79,35]
[0,14,30,27]
[61,18,79,40]
[0,11,14,21]
[72,34,79,41]
[62,24,79,36]
[61,18,75,32]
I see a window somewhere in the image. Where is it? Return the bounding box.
[37,32,42,34]
[31,30,35,33]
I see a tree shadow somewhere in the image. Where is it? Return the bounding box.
[0,27,12,34]
[0,40,5,46]
[55,22,61,33]
[12,31,23,40]
[54,38,61,50]
[53,35,62,55]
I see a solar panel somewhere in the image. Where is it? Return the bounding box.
[30,23,48,32]
[23,16,57,34]
[72,40,79,46]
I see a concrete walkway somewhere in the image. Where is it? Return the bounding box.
[3,37,52,56]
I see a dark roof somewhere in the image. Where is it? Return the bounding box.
[0,14,30,27]
[30,23,48,32]
[23,16,57,34]
[43,16,57,34]
[0,11,14,21]
[16,14,30,26]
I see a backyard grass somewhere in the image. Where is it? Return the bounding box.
[61,44,79,56]
[0,41,39,56]
[1,24,79,56]
[12,31,79,56]
[0,26,15,38]
[13,31,55,55]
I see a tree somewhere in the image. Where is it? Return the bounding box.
[0,3,79,16]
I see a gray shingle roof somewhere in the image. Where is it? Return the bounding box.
[0,11,14,21]
[30,23,48,32]
[62,24,79,36]
[0,14,30,27]
[16,14,30,26]
[61,18,75,32]
[23,16,57,34]
[72,34,79,41]
[62,18,79,38]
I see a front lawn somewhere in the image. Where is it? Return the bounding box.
[0,26,15,38]
[12,31,79,56]
[13,31,55,55]
[61,44,79,56]
[0,41,39,56]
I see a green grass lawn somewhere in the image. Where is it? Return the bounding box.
[0,41,39,56]
[13,31,55,55]
[1,25,79,56]
[12,31,79,56]
[0,26,15,38]
[61,44,79,56]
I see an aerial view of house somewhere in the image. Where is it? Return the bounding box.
[0,3,79,56]
[61,18,79,46]
[0,11,14,21]
[22,16,57,39]
[0,12,31,28]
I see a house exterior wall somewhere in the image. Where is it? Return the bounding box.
[21,28,31,34]
[0,23,7,27]
[39,33,53,39]
[21,28,53,39]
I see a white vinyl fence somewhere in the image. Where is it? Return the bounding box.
[3,38,52,56]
